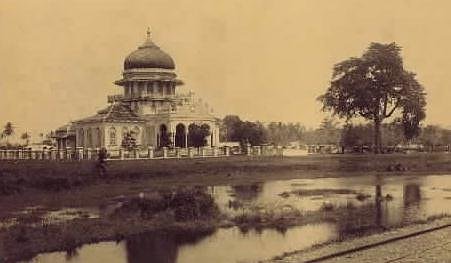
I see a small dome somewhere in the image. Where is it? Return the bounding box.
[124,32,175,70]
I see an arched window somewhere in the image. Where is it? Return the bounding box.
[109,127,116,146]
[96,127,102,147]
[78,128,84,147]
[87,128,93,148]
[131,126,140,144]
[122,127,129,137]
[175,123,186,148]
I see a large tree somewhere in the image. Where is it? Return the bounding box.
[318,43,426,153]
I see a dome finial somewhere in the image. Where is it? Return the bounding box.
[146,26,151,40]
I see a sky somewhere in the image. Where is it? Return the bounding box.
[1,0,451,140]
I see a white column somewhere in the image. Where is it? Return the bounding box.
[153,82,158,97]
[133,81,138,98]
[142,82,148,97]
[185,132,188,148]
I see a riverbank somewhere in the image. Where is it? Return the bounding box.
[2,153,451,213]
[267,217,451,263]
[2,153,451,193]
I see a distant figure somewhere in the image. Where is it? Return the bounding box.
[97,147,108,176]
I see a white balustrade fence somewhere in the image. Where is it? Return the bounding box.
[0,145,283,161]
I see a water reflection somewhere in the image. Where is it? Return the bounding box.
[125,230,213,263]
[230,183,263,201]
[30,174,451,263]
[33,223,336,263]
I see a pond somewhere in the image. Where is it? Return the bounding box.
[29,174,451,263]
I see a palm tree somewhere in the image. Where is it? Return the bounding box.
[20,132,30,146]
[2,122,14,144]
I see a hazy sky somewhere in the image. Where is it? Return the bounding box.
[1,0,451,139]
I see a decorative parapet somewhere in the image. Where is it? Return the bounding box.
[107,94,124,103]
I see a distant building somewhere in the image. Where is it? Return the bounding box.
[55,29,220,150]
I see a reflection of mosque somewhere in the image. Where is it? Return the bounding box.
[125,229,214,263]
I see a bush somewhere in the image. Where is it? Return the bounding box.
[112,187,220,222]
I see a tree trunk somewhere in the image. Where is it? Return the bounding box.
[374,119,382,154]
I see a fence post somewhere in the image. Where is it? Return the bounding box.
[65,147,71,160]
[87,148,92,160]
[76,147,83,160]
[188,147,194,158]
[163,147,168,158]
[257,146,262,156]
[133,148,138,159]
[200,147,205,157]
[147,146,154,159]
[176,147,181,158]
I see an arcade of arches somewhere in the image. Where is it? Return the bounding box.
[71,121,218,150]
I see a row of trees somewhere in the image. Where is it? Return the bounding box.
[0,122,51,148]
[220,42,430,153]
[219,114,451,149]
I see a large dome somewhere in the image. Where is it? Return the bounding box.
[124,37,175,70]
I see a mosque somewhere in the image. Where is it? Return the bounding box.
[54,29,220,151]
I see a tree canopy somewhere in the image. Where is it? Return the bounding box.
[1,122,14,144]
[318,42,426,153]
[188,123,211,147]
[220,115,267,146]
[20,132,30,146]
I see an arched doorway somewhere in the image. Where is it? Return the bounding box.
[131,126,140,145]
[109,127,117,146]
[159,124,170,148]
[175,123,187,148]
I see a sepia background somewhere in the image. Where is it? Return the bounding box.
[1,0,451,138]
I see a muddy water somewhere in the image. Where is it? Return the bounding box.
[30,174,451,263]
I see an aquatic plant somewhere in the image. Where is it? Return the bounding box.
[112,187,220,222]
[356,193,371,201]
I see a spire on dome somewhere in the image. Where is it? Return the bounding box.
[140,26,156,48]
[146,26,151,40]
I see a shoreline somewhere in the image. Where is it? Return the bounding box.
[266,217,451,263]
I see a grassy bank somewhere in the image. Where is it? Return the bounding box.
[1,153,451,218]
[2,153,451,193]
